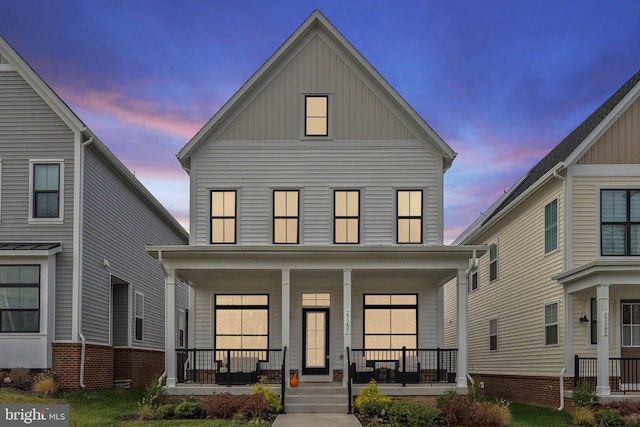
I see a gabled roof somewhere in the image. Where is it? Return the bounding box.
[455,69,640,244]
[177,9,456,171]
[0,35,188,241]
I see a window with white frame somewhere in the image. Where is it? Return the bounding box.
[304,95,329,137]
[273,190,299,244]
[489,243,498,281]
[470,265,478,292]
[397,190,422,244]
[545,199,558,254]
[215,295,268,350]
[544,302,558,345]
[334,190,359,244]
[0,265,40,333]
[30,162,63,220]
[211,190,236,244]
[601,189,640,256]
[134,291,144,341]
[489,318,498,351]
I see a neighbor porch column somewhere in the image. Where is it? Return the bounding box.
[343,269,352,387]
[165,268,177,388]
[596,284,610,396]
[281,269,290,387]
[456,268,468,390]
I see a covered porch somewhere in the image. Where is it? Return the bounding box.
[557,260,640,397]
[147,245,485,395]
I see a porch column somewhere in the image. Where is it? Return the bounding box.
[165,268,177,388]
[456,268,468,390]
[343,269,352,387]
[281,269,290,387]
[596,284,610,396]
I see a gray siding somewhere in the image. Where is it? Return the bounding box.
[82,144,187,349]
[0,70,75,340]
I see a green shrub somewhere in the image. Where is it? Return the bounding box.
[253,376,282,413]
[155,403,175,419]
[353,380,392,417]
[595,409,622,426]
[436,389,458,409]
[387,399,439,425]
[572,382,597,409]
[175,400,205,419]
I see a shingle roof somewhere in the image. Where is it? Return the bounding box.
[481,70,640,226]
[0,242,61,251]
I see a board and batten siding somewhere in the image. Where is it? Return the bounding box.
[81,144,187,349]
[578,95,640,165]
[571,175,640,268]
[193,141,441,246]
[463,179,565,376]
[0,70,75,340]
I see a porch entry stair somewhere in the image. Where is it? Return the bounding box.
[285,383,348,413]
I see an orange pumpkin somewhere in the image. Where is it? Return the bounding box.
[290,373,299,387]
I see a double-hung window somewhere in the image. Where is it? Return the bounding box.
[544,302,558,346]
[215,295,268,351]
[304,95,329,137]
[489,318,498,351]
[0,265,40,332]
[364,294,417,350]
[397,190,422,244]
[470,265,478,292]
[601,189,640,256]
[622,303,640,347]
[31,162,62,220]
[489,243,498,281]
[211,190,236,244]
[273,190,299,244]
[334,190,359,244]
[545,199,558,254]
[134,291,144,341]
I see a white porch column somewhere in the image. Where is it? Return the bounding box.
[281,269,290,387]
[456,268,468,390]
[596,284,610,396]
[343,269,352,387]
[165,268,177,388]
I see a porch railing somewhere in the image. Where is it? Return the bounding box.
[176,348,285,387]
[348,347,457,386]
[575,355,640,393]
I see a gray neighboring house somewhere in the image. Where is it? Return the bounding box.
[0,35,188,389]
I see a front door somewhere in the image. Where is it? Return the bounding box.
[302,308,329,375]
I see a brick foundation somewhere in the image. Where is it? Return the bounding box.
[52,342,164,389]
[477,373,567,408]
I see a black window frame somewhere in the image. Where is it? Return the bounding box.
[489,243,498,281]
[273,190,299,244]
[600,189,640,256]
[590,297,597,345]
[304,95,329,137]
[396,190,423,244]
[363,294,418,350]
[334,190,360,244]
[0,265,40,333]
[210,190,237,244]
[545,198,558,254]
[214,294,269,352]
[33,163,60,219]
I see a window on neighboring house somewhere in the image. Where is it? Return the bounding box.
[590,298,597,345]
[470,265,478,292]
[397,190,422,244]
[305,95,328,137]
[489,318,498,351]
[32,163,61,219]
[178,309,186,348]
[489,243,498,281]
[545,302,558,345]
[364,294,417,351]
[545,199,558,254]
[0,265,40,332]
[334,190,359,244]
[215,295,268,351]
[274,190,299,244]
[622,302,640,346]
[211,190,236,244]
[601,190,640,256]
[134,291,144,341]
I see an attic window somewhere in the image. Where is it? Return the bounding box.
[305,95,328,137]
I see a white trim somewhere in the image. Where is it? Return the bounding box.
[28,159,65,224]
[134,290,144,342]
[544,301,560,347]
[489,317,498,352]
[544,197,559,255]
[72,132,83,341]
[0,159,2,223]
[570,164,640,177]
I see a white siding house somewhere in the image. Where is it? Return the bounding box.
[147,10,484,401]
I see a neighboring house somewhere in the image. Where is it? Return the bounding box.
[147,10,484,399]
[0,35,189,389]
[444,70,640,407]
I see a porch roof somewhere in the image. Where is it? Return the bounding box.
[554,260,640,293]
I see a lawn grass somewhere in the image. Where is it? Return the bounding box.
[510,401,572,427]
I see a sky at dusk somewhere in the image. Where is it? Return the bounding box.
[1,0,639,243]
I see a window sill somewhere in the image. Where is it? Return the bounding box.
[28,218,64,225]
[544,247,559,257]
[301,136,332,141]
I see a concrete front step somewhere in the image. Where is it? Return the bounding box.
[285,384,350,413]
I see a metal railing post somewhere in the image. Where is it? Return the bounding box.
[281,346,287,413]
[347,347,353,413]
[574,355,579,387]
[437,348,442,382]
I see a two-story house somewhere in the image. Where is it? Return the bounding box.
[0,35,189,389]
[147,10,484,403]
[445,70,640,408]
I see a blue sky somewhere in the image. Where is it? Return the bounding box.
[1,0,639,242]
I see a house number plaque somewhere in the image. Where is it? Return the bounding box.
[602,311,608,337]
[345,310,351,334]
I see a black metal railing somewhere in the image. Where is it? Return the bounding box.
[575,355,640,393]
[347,347,352,413]
[349,347,457,386]
[176,348,284,386]
[280,346,287,413]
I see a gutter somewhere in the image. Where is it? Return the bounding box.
[558,367,567,411]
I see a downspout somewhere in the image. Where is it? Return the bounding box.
[465,250,478,276]
[558,367,567,411]
[78,136,94,389]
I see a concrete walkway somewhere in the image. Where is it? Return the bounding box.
[272,413,361,427]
